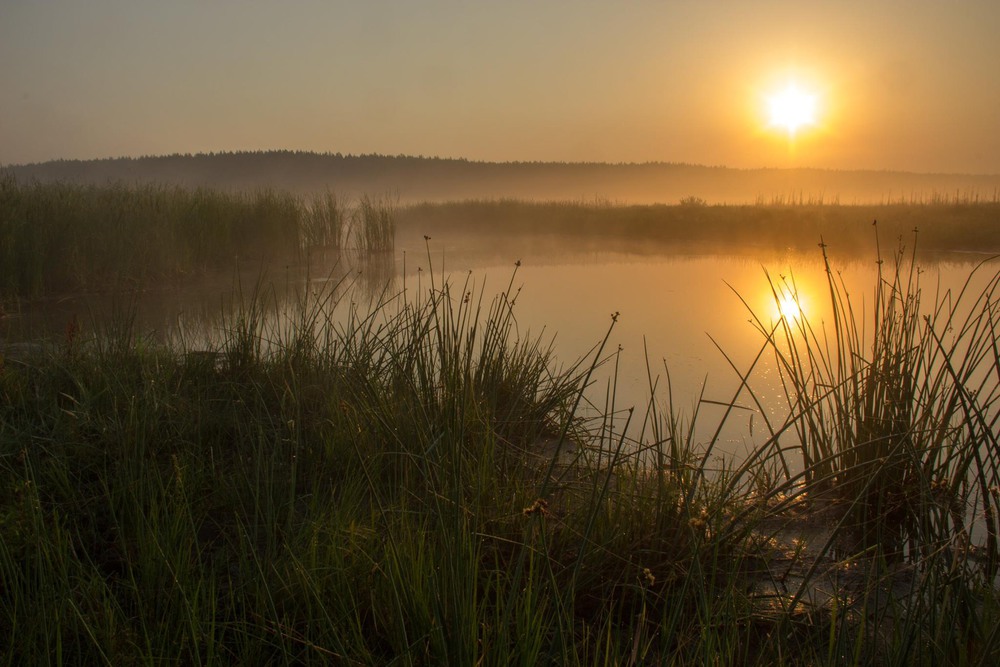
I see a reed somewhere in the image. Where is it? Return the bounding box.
[301,189,346,250]
[3,240,1000,663]
[689,229,1000,664]
[353,193,396,254]
[745,229,1000,567]
[0,175,303,299]
[6,173,999,306]
[397,198,1000,259]
[0,176,398,303]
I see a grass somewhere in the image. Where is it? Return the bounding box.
[3,183,1000,662]
[740,228,1000,565]
[397,198,1000,260]
[0,175,395,303]
[0,253,750,663]
[5,173,999,305]
[713,227,1000,662]
[354,193,396,255]
[0,173,301,300]
[302,190,347,251]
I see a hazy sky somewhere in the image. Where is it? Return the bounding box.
[3,1,999,173]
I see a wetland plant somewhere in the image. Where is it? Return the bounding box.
[0,258,727,662]
[752,231,1000,568]
[0,176,398,302]
[353,193,396,254]
[2,240,1000,663]
[302,189,346,251]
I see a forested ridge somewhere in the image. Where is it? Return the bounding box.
[8,151,1000,204]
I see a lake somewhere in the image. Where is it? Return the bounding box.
[7,232,996,469]
[390,240,1000,467]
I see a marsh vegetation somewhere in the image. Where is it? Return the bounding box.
[2,180,1000,663]
[0,174,395,302]
[4,173,999,304]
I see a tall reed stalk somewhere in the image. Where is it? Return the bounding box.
[0,176,400,302]
[302,190,345,250]
[353,193,396,254]
[4,236,1000,663]
[750,229,1000,567]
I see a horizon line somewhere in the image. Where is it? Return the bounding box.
[6,150,1000,179]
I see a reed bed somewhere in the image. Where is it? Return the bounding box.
[6,172,999,304]
[0,175,394,302]
[301,190,347,251]
[0,255,744,664]
[2,237,1000,662]
[709,229,1000,663]
[739,230,1000,565]
[353,193,396,255]
[397,198,1000,259]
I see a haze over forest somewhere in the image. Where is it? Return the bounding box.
[9,152,1000,206]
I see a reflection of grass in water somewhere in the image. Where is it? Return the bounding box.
[2,242,1000,662]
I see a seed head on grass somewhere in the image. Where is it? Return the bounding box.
[522,498,550,518]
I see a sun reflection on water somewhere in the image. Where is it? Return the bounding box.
[776,293,803,322]
[765,281,810,326]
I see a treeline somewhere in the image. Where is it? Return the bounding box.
[7,151,1000,205]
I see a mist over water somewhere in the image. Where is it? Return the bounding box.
[8,226,995,466]
[11,154,1000,205]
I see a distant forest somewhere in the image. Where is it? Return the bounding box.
[7,151,1000,205]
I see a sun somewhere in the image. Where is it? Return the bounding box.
[767,83,817,136]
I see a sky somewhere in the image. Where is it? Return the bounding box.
[2,1,999,173]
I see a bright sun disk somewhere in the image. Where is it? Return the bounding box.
[768,84,817,135]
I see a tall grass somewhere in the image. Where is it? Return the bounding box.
[0,255,753,663]
[692,229,1000,664]
[0,175,396,302]
[353,193,396,254]
[2,238,1000,663]
[301,190,346,250]
[742,230,1000,570]
[397,198,1000,259]
[0,173,306,299]
[7,173,998,304]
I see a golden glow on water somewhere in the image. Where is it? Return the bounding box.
[776,293,804,322]
[763,271,819,326]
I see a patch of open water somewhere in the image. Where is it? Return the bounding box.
[4,239,998,468]
[5,236,999,609]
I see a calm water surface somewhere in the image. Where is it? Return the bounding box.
[5,240,998,464]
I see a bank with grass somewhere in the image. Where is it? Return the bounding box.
[3,179,1000,663]
[3,232,1000,663]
